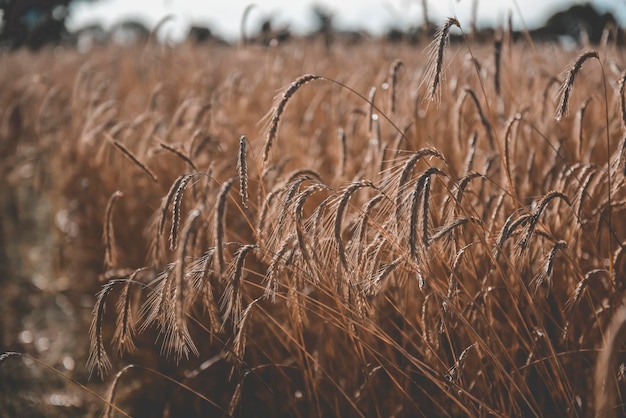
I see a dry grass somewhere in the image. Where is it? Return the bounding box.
[2,22,626,417]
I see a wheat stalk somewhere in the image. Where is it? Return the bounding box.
[159,141,197,171]
[494,37,502,97]
[389,59,404,114]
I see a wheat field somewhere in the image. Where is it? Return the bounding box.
[1,21,626,417]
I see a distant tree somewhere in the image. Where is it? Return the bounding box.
[311,4,334,49]
[0,0,99,49]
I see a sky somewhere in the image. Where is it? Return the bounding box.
[67,0,626,42]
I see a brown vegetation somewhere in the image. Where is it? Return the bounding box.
[2,19,626,417]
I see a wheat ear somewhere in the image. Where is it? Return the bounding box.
[388,59,403,114]
[520,191,571,252]
[215,177,237,277]
[108,136,158,183]
[494,37,502,96]
[172,208,202,360]
[87,280,116,379]
[159,142,197,171]
[170,174,194,251]
[335,180,378,270]
[422,17,461,104]
[555,50,599,121]
[504,114,522,197]
[111,270,145,355]
[562,269,610,344]
[409,167,447,260]
[223,244,258,327]
[103,191,123,269]
[152,175,185,262]
[395,148,446,227]
[263,74,321,165]
[237,135,249,208]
